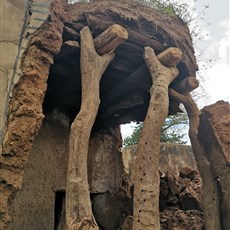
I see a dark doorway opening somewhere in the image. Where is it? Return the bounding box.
[54,191,66,230]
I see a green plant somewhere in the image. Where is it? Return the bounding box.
[123,112,188,148]
[134,0,192,23]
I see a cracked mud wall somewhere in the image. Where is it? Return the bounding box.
[198,101,230,229]
[6,122,126,230]
[6,122,200,230]
[8,119,69,230]
[0,1,65,228]
[0,0,53,143]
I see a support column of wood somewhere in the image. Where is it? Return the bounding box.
[169,89,222,230]
[133,47,182,230]
[65,25,127,230]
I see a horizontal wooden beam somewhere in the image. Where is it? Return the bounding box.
[99,91,146,119]
[173,76,199,94]
[63,26,80,42]
[94,24,128,55]
[100,65,151,107]
[56,24,128,59]
[156,47,182,67]
[127,29,163,52]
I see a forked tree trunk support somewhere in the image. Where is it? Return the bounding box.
[169,89,222,230]
[65,25,127,230]
[133,47,182,230]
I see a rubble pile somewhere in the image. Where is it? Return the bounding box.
[159,167,204,230]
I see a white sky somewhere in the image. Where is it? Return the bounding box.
[190,0,230,107]
[121,0,230,139]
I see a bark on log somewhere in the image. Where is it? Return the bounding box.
[65,26,117,230]
[169,89,222,230]
[133,47,181,230]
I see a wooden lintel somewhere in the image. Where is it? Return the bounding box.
[118,42,144,55]
[102,47,183,108]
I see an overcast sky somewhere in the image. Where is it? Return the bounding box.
[121,0,230,139]
[189,0,229,107]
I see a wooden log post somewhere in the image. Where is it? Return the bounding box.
[169,89,222,230]
[133,47,182,230]
[65,25,127,230]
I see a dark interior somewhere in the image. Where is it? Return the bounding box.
[43,3,197,129]
[43,31,190,129]
[54,191,66,230]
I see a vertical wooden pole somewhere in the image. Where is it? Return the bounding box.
[65,25,127,230]
[133,47,181,230]
[65,26,114,230]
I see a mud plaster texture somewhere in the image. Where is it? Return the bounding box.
[6,123,127,230]
[0,0,65,228]
[198,100,230,229]
[0,0,52,143]
[8,119,69,230]
[5,124,200,230]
